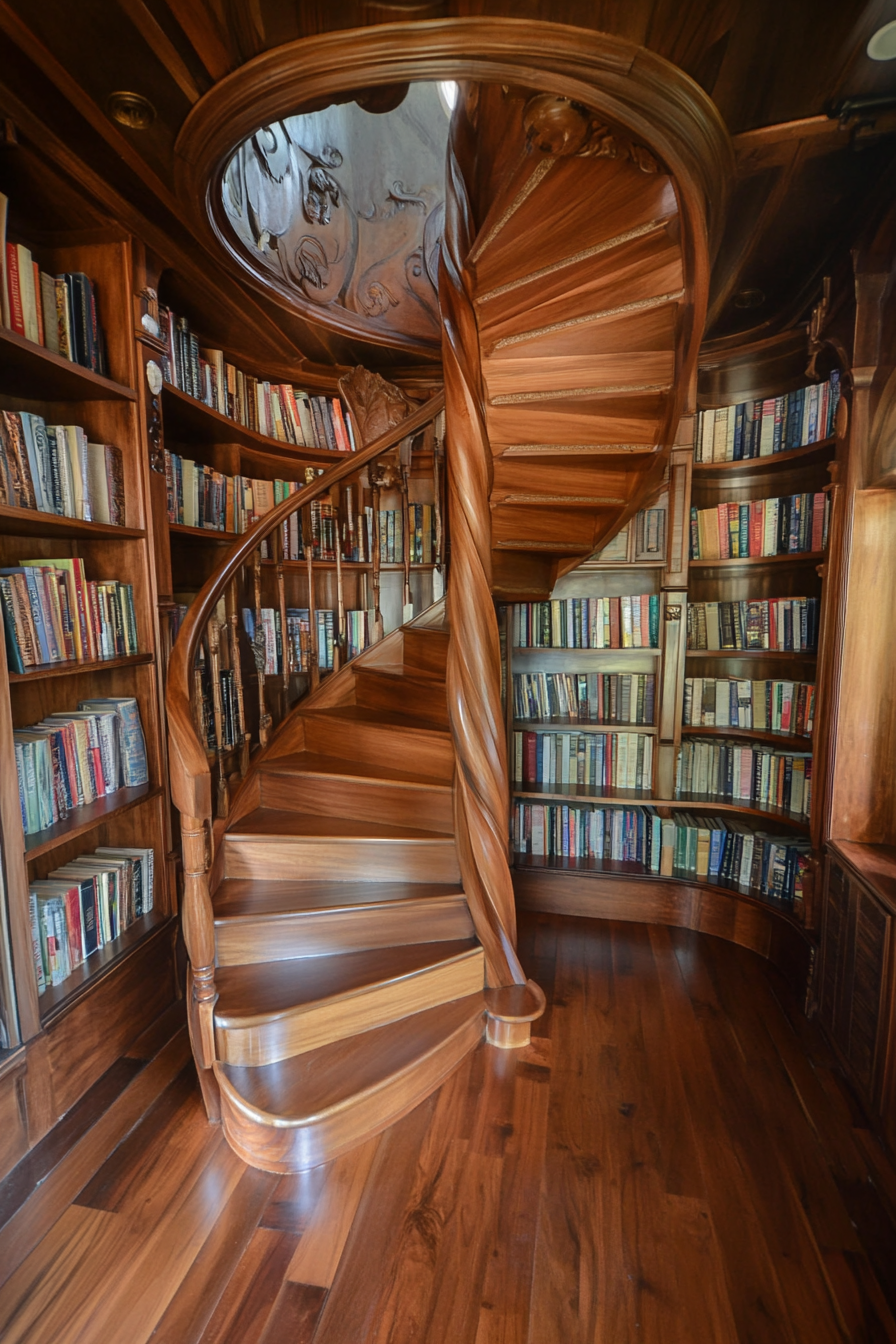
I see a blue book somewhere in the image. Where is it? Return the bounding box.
[77,696,148,788]
[18,413,51,514]
[733,404,745,460]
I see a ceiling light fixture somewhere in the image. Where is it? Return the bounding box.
[867,20,896,60]
[733,288,765,309]
[108,91,156,130]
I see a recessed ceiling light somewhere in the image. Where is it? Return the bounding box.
[108,91,156,130]
[867,20,896,60]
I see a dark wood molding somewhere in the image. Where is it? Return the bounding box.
[173,17,733,357]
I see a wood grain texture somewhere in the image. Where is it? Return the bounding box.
[1,916,895,1342]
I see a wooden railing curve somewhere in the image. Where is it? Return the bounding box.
[167,390,443,1070]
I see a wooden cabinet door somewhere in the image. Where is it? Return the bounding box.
[819,855,893,1112]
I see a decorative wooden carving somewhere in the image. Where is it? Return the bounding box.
[338,365,414,443]
[219,83,447,350]
[522,93,659,172]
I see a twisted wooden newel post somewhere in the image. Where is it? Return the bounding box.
[439,108,536,1020]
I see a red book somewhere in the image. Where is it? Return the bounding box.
[524,731,536,784]
[768,599,778,650]
[5,242,25,336]
[62,884,84,967]
[331,398,351,452]
[811,492,826,552]
[749,500,763,556]
[609,598,621,649]
[716,503,730,559]
[640,594,651,646]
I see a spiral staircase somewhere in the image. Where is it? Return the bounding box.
[168,56,729,1172]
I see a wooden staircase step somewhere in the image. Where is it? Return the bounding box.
[214,939,485,1066]
[223,808,460,882]
[483,349,675,403]
[257,751,452,831]
[300,704,454,778]
[402,625,449,675]
[214,994,485,1172]
[354,663,450,728]
[213,878,473,965]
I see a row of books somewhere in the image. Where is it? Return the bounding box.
[0,411,124,524]
[15,697,149,837]
[695,372,840,463]
[675,739,812,818]
[1,201,108,373]
[512,595,661,650]
[686,597,819,652]
[593,499,667,564]
[683,677,815,736]
[29,846,154,993]
[512,730,654,791]
[163,451,305,534]
[243,606,340,674]
[690,492,830,561]
[159,307,356,451]
[512,671,656,726]
[511,802,809,905]
[0,560,138,672]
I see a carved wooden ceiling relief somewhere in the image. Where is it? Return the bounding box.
[221,82,448,351]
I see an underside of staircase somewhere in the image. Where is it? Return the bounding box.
[204,610,490,1173]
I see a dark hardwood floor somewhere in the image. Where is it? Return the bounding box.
[1,912,894,1343]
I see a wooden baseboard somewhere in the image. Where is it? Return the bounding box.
[513,867,812,998]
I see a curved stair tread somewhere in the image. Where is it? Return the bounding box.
[214,878,465,919]
[226,807,451,842]
[214,995,485,1172]
[357,661,445,684]
[214,939,482,1026]
[258,751,451,790]
[217,994,485,1124]
[303,704,450,735]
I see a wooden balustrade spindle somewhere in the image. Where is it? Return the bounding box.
[180,812,217,1070]
[276,528,291,703]
[370,471,384,642]
[228,577,250,777]
[305,503,321,689]
[207,613,229,818]
[334,535,344,672]
[252,549,272,748]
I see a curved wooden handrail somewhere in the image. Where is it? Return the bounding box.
[166,389,443,1074]
[167,389,444,822]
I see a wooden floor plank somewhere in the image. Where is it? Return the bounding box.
[0,1029,192,1290]
[149,1165,279,1344]
[285,1136,380,1289]
[2,914,895,1344]
[198,1228,301,1344]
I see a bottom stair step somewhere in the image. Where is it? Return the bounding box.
[215,993,485,1173]
[214,939,485,1066]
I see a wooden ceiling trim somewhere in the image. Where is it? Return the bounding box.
[113,0,204,105]
[173,17,733,358]
[157,0,235,82]
[0,0,182,221]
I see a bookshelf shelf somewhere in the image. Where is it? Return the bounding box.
[689,551,825,569]
[0,326,138,403]
[511,853,804,928]
[685,648,817,659]
[169,523,242,543]
[162,382,345,465]
[37,909,173,1026]
[8,652,154,683]
[0,504,145,541]
[672,792,810,830]
[511,645,661,658]
[513,719,657,734]
[681,725,812,748]
[512,784,661,803]
[23,783,163,861]
[691,437,834,477]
